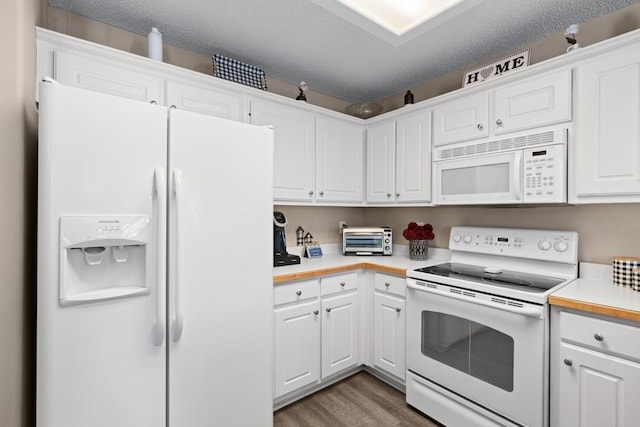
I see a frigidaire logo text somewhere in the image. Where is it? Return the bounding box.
[98,220,120,224]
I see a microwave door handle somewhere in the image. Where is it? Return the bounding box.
[513,153,522,201]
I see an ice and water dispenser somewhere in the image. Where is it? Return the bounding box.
[59,215,151,305]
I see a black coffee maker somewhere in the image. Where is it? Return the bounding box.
[274,211,301,267]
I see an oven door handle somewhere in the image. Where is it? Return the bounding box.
[407,281,544,319]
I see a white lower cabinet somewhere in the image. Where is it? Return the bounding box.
[273,279,321,398]
[372,273,406,380]
[552,308,640,426]
[321,291,359,378]
[273,272,360,400]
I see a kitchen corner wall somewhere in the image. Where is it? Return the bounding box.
[2,0,40,426]
[275,204,640,265]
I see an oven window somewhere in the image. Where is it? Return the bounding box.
[345,236,382,247]
[421,311,514,392]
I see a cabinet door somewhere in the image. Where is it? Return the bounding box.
[366,121,396,203]
[55,50,163,104]
[321,292,359,378]
[373,292,405,380]
[166,80,243,121]
[316,116,364,203]
[493,69,571,135]
[432,92,489,146]
[396,109,432,203]
[274,300,321,397]
[575,45,640,199]
[251,99,316,202]
[558,343,640,427]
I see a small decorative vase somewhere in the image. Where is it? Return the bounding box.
[409,240,429,261]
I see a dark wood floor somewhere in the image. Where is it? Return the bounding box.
[273,372,443,427]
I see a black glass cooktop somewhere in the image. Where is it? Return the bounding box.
[414,262,565,293]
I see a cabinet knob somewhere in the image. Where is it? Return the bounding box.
[319,191,324,196]
[594,333,604,342]
[296,290,302,296]
[308,190,314,196]
[150,100,158,105]
[385,282,391,288]
[340,282,346,287]
[477,123,483,130]
[496,119,503,126]
[564,358,573,367]
[326,307,332,313]
[313,310,319,315]
[170,104,177,109]
[395,307,402,313]
[395,193,400,197]
[387,193,392,198]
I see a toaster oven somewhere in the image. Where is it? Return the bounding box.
[342,227,392,256]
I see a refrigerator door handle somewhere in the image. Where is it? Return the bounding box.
[172,169,184,342]
[153,167,166,346]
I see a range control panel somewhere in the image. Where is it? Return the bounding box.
[449,226,578,263]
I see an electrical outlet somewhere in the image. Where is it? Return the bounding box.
[339,221,348,234]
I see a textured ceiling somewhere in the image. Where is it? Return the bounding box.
[49,0,639,103]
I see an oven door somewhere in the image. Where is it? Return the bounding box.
[434,151,523,205]
[406,279,547,427]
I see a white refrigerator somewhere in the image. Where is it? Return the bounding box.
[37,81,274,427]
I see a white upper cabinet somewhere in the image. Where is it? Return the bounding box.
[396,110,432,203]
[165,80,244,121]
[316,116,364,203]
[54,50,164,104]
[250,99,316,202]
[366,120,396,203]
[432,69,572,147]
[366,109,431,205]
[433,92,489,146]
[572,43,640,203]
[492,69,572,135]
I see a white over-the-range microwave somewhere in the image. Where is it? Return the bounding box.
[433,127,567,205]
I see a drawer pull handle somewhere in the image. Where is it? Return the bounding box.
[326,307,332,313]
[594,333,604,342]
[340,282,346,287]
[313,310,319,315]
[564,358,573,367]
[385,282,391,288]
[296,290,302,296]
[395,307,401,313]
[477,123,483,130]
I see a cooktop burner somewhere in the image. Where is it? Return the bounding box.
[414,262,565,293]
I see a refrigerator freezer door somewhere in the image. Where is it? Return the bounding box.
[168,109,274,426]
[37,82,167,427]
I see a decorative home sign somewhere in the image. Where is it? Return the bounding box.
[463,49,530,87]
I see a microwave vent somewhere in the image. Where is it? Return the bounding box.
[437,129,563,160]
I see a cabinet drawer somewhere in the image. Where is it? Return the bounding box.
[274,279,319,306]
[321,272,358,296]
[559,311,640,361]
[374,273,406,297]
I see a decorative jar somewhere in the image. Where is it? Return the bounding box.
[409,240,429,261]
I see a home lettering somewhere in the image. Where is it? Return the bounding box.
[495,56,526,75]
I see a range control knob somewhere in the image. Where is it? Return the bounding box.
[538,240,552,251]
[452,234,462,243]
[463,235,473,244]
[554,241,569,252]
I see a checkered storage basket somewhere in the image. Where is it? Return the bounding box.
[212,54,267,90]
[613,257,640,290]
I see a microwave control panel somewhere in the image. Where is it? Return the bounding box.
[523,144,566,203]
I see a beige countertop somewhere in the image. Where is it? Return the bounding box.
[273,245,448,284]
[549,263,640,322]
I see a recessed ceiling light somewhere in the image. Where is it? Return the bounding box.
[335,0,465,36]
[310,0,485,45]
